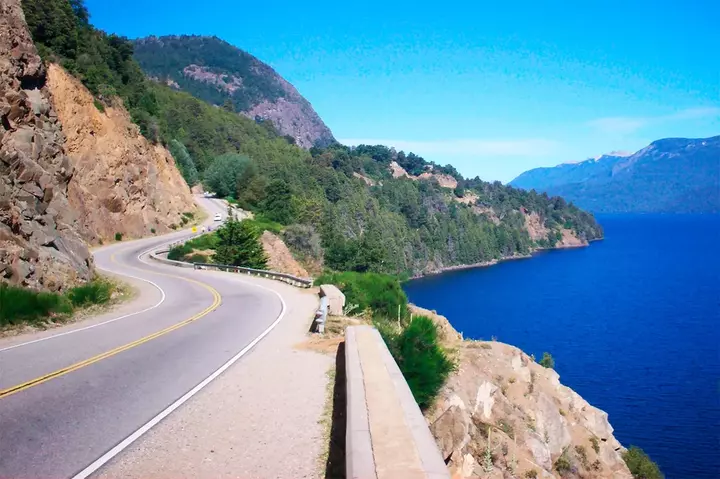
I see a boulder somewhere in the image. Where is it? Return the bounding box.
[319,284,345,315]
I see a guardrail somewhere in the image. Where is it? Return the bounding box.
[191,263,313,288]
[148,246,313,288]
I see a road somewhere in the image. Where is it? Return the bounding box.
[0,197,288,478]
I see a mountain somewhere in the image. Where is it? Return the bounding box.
[510,136,720,213]
[132,35,335,149]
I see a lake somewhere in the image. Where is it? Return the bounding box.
[404,214,720,479]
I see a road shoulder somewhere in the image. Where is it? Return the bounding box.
[97,275,333,479]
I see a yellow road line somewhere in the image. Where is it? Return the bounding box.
[0,245,222,401]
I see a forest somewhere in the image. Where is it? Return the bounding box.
[21,0,603,276]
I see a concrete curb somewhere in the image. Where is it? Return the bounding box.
[345,325,450,479]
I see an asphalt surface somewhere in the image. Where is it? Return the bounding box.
[0,197,286,478]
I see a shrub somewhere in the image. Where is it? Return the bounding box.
[93,99,105,112]
[114,232,123,241]
[314,271,408,319]
[67,280,112,307]
[385,315,454,410]
[282,223,322,260]
[185,232,220,251]
[622,446,663,479]
[186,254,207,264]
[150,228,156,234]
[497,418,515,439]
[590,436,600,453]
[0,283,72,326]
[575,445,589,469]
[539,352,555,369]
[524,470,538,479]
[554,449,572,474]
[167,244,192,261]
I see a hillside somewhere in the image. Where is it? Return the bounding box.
[511,136,720,213]
[132,35,335,149]
[15,0,603,280]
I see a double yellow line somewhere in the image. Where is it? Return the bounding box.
[0,248,222,400]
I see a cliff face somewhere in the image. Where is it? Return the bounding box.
[0,0,91,291]
[46,64,196,243]
[419,308,632,479]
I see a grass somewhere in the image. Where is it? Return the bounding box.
[167,233,220,262]
[244,213,283,234]
[0,278,122,328]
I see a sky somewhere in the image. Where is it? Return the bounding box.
[86,0,719,182]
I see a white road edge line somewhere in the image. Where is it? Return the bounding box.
[0,246,167,354]
[71,276,288,479]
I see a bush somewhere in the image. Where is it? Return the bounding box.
[0,283,72,326]
[622,446,663,479]
[150,228,156,234]
[67,280,112,307]
[524,470,538,479]
[554,450,572,474]
[539,352,555,368]
[185,232,220,251]
[385,315,454,410]
[212,218,268,269]
[114,232,123,241]
[186,254,207,264]
[167,244,192,261]
[314,271,408,319]
[282,224,322,261]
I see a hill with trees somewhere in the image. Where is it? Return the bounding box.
[20,0,603,277]
[511,136,720,213]
[132,35,335,149]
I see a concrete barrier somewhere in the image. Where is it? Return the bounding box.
[345,326,449,479]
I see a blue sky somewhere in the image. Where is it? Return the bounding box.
[86,0,719,182]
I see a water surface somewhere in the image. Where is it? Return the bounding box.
[404,214,720,479]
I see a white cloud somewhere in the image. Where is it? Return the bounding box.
[588,107,720,134]
[338,138,559,157]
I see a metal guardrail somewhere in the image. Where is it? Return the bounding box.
[149,228,314,288]
[191,262,313,288]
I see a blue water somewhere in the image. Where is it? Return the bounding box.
[404,215,720,479]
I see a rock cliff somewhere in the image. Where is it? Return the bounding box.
[46,64,196,243]
[420,309,632,478]
[0,0,91,291]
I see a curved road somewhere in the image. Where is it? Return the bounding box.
[0,198,287,478]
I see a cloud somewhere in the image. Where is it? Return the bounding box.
[338,138,559,157]
[588,107,720,134]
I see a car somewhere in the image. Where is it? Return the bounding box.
[213,213,222,221]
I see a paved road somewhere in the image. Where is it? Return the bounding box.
[0,197,286,478]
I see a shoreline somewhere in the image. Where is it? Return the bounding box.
[409,236,603,280]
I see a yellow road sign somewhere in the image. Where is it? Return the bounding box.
[192,226,197,233]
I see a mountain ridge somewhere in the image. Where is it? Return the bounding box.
[132,35,335,149]
[510,136,720,213]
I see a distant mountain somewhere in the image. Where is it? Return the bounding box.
[510,136,720,213]
[133,35,335,149]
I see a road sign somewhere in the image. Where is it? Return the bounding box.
[191,227,197,233]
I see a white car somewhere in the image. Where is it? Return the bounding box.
[213,213,222,222]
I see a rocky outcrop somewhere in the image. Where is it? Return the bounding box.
[260,230,309,278]
[423,314,632,479]
[46,64,196,243]
[0,0,92,291]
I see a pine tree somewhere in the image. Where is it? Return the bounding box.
[212,219,267,269]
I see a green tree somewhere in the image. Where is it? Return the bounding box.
[168,139,199,186]
[212,219,267,269]
[262,179,295,224]
[203,153,249,198]
[539,352,555,368]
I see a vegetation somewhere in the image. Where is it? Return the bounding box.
[212,218,267,269]
[114,232,122,241]
[314,271,408,319]
[1,279,115,327]
[168,140,199,186]
[554,448,572,474]
[622,446,663,479]
[539,352,555,369]
[132,35,287,112]
[384,315,455,410]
